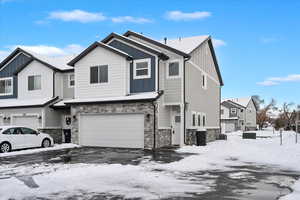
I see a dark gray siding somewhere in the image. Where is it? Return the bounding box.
[221,101,241,118]
[0,53,31,99]
[108,40,156,93]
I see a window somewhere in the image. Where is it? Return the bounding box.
[20,127,37,135]
[69,74,75,88]
[192,112,196,126]
[28,75,41,91]
[167,61,180,78]
[90,65,108,84]
[175,116,181,123]
[133,58,151,79]
[221,109,224,115]
[202,74,207,89]
[231,108,237,115]
[0,77,13,96]
[198,113,201,126]
[202,114,206,127]
[2,128,14,135]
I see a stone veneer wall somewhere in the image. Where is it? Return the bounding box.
[38,128,63,144]
[185,128,220,145]
[71,102,172,149]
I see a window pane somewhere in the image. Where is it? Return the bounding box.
[5,79,12,93]
[136,69,148,76]
[169,62,179,76]
[99,65,108,83]
[21,128,35,135]
[70,74,75,86]
[34,75,41,90]
[198,115,201,126]
[136,62,148,69]
[28,76,34,90]
[90,66,99,84]
[192,114,196,126]
[0,80,5,93]
[203,116,206,126]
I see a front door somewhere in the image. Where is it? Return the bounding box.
[172,115,181,145]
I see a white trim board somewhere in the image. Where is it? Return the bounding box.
[187,60,220,85]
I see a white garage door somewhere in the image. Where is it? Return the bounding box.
[12,116,40,129]
[225,122,235,133]
[79,114,144,148]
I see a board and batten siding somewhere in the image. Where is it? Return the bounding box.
[62,72,74,99]
[245,100,257,127]
[74,46,128,99]
[185,61,220,128]
[0,53,31,99]
[17,60,54,100]
[189,41,219,82]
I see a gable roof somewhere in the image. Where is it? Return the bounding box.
[102,32,169,60]
[0,48,74,74]
[124,30,223,86]
[124,30,190,58]
[68,41,133,66]
[162,35,210,54]
[224,97,258,110]
[222,99,245,109]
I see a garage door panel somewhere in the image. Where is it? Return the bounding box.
[79,114,144,148]
[12,116,40,130]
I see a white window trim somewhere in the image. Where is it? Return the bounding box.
[133,58,151,79]
[202,73,207,90]
[68,73,75,88]
[166,59,181,79]
[231,108,237,114]
[28,75,42,91]
[192,111,197,127]
[202,113,207,127]
[90,65,109,85]
[0,77,13,96]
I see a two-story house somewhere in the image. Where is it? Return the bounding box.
[0,48,75,142]
[65,31,223,149]
[221,97,257,132]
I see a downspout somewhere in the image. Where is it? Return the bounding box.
[183,57,190,145]
[152,58,160,150]
[53,71,56,98]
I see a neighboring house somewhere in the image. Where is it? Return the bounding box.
[221,97,257,132]
[65,30,223,149]
[0,48,75,142]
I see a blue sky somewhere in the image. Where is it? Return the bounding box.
[0,0,299,106]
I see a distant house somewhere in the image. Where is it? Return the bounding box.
[221,97,257,133]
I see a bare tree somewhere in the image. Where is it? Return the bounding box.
[253,96,276,130]
[282,102,297,130]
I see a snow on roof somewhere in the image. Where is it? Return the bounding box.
[97,42,132,57]
[64,92,159,104]
[163,35,209,54]
[225,97,252,108]
[0,97,56,108]
[25,49,75,71]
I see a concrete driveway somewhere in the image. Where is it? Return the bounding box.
[0,147,299,200]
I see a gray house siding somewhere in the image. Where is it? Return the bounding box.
[108,40,156,93]
[221,101,240,118]
[0,53,31,99]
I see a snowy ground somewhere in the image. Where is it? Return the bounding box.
[0,128,300,199]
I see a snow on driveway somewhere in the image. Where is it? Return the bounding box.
[0,128,300,199]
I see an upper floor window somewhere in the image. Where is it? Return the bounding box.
[167,61,180,78]
[192,112,196,126]
[68,74,75,88]
[28,75,41,91]
[198,113,201,126]
[202,74,207,89]
[230,108,237,115]
[133,58,151,79]
[202,114,206,126]
[0,77,13,96]
[90,65,108,84]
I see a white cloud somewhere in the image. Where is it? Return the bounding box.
[257,74,300,86]
[5,44,84,57]
[212,39,226,48]
[166,10,211,21]
[48,9,106,23]
[111,16,152,24]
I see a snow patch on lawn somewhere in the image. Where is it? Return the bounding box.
[0,143,79,158]
[0,164,214,200]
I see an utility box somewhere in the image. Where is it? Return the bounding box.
[196,131,207,146]
[218,134,227,140]
[243,132,256,139]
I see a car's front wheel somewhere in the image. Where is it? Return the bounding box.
[42,139,51,148]
[0,142,11,153]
